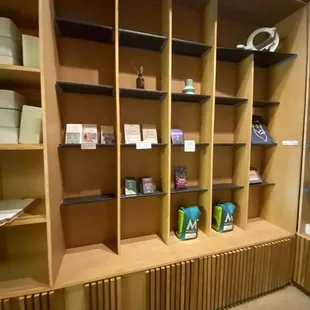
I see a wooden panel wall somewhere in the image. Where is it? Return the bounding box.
[293,234,310,292]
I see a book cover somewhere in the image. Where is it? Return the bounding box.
[101,125,115,144]
[124,124,141,144]
[142,124,158,143]
[251,115,274,145]
[65,124,82,144]
[82,124,98,143]
[174,166,188,189]
[171,129,184,144]
[124,178,137,196]
[140,177,154,194]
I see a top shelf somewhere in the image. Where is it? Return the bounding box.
[217,47,297,68]
[172,38,212,57]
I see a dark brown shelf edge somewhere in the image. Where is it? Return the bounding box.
[212,183,244,190]
[253,100,280,108]
[171,186,208,194]
[172,143,209,147]
[215,96,248,106]
[172,38,212,57]
[214,143,246,147]
[251,143,278,146]
[249,182,275,187]
[56,81,113,96]
[61,194,116,206]
[171,93,211,104]
[58,144,116,148]
[121,191,166,199]
[119,87,167,100]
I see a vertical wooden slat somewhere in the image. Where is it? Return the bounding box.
[230,251,237,304]
[279,240,286,287]
[301,237,310,288]
[210,255,217,309]
[110,278,116,310]
[202,257,208,310]
[41,292,49,310]
[91,282,98,310]
[283,239,290,286]
[2,300,9,310]
[298,237,305,285]
[241,248,247,300]
[85,284,91,310]
[257,244,265,295]
[19,297,26,310]
[226,252,233,307]
[190,260,198,310]
[269,241,276,292]
[0,300,2,310]
[175,263,181,310]
[218,253,225,309]
[265,243,272,293]
[214,254,220,309]
[197,258,203,310]
[155,268,161,310]
[166,266,171,310]
[184,261,191,310]
[222,253,229,308]
[104,279,110,310]
[160,267,166,310]
[150,269,156,310]
[294,235,301,282]
[234,250,241,303]
[171,264,176,310]
[98,281,104,310]
[26,295,34,310]
[180,262,186,310]
[116,277,121,310]
[146,271,150,310]
[247,247,255,300]
[34,294,41,310]
[238,249,244,302]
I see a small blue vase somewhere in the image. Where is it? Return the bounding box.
[182,79,195,94]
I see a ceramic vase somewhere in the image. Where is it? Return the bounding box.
[182,79,195,94]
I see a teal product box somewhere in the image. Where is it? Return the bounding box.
[176,205,201,240]
[212,202,236,233]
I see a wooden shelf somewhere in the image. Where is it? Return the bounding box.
[251,142,278,146]
[0,144,43,151]
[172,38,212,57]
[253,100,280,108]
[249,181,275,187]
[213,183,244,190]
[121,191,166,199]
[172,93,211,103]
[253,51,297,68]
[58,144,116,148]
[215,96,248,106]
[0,65,40,86]
[121,143,166,148]
[171,186,208,194]
[119,29,167,51]
[53,218,293,289]
[171,143,209,147]
[61,194,116,206]
[119,88,167,100]
[55,17,113,44]
[217,47,252,63]
[56,81,113,96]
[214,143,246,147]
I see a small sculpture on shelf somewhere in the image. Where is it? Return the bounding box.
[182,79,195,94]
[249,168,262,185]
[236,27,279,52]
[131,62,145,89]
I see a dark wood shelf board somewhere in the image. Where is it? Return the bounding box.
[61,194,116,206]
[58,144,116,148]
[121,191,166,199]
[249,182,275,187]
[121,143,166,147]
[171,143,209,147]
[216,96,247,106]
[171,186,208,194]
[214,143,246,147]
[56,81,113,96]
[217,47,253,63]
[251,142,278,147]
[254,51,297,68]
[119,88,167,100]
[172,93,211,103]
[213,183,244,190]
[119,29,167,51]
[253,100,280,108]
[172,38,212,57]
[55,17,113,44]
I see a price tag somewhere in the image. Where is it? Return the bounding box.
[184,140,195,152]
[81,143,96,150]
[136,141,152,149]
[282,140,298,146]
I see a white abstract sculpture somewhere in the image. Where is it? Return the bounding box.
[237,27,279,52]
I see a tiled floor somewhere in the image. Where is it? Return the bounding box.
[232,286,310,310]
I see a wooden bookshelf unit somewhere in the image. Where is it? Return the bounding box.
[0,0,309,306]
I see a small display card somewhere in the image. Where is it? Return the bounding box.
[136,141,152,149]
[184,140,195,152]
[142,124,158,143]
[282,140,298,146]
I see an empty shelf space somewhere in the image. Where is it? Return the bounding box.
[213,183,244,190]
[253,100,280,108]
[171,186,208,194]
[214,143,246,147]
[249,181,275,187]
[0,144,43,150]
[254,51,297,68]
[119,88,167,100]
[58,144,115,148]
[121,143,166,147]
[61,194,116,206]
[172,93,211,103]
[56,81,113,96]
[251,142,277,146]
[172,38,212,57]
[0,64,40,86]
[216,96,247,106]
[119,29,167,51]
[55,17,113,44]
[121,190,166,199]
[172,143,209,147]
[217,47,252,63]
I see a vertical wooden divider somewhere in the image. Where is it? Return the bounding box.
[233,55,254,230]
[115,0,121,253]
[200,0,218,236]
[160,0,172,244]
[40,0,66,285]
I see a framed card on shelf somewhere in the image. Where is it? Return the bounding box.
[124,124,141,144]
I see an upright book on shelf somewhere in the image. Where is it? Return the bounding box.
[124,124,141,144]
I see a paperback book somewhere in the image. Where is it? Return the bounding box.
[101,125,115,144]
[142,124,158,143]
[124,124,141,144]
[171,129,184,144]
[65,124,83,144]
[174,166,188,190]
[139,177,154,194]
[82,124,98,143]
[124,178,137,196]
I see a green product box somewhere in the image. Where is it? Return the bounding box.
[212,202,236,233]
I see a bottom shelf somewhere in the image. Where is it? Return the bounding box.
[53,218,293,289]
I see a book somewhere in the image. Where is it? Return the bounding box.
[124,124,141,144]
[101,125,115,144]
[142,124,158,143]
[252,115,274,145]
[171,129,184,144]
[65,124,82,144]
[124,178,137,196]
[0,198,35,226]
[82,124,98,144]
[249,169,262,184]
[22,34,39,68]
[139,177,154,194]
[19,105,42,144]
[174,166,188,189]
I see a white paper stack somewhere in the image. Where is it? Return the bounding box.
[0,17,22,65]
